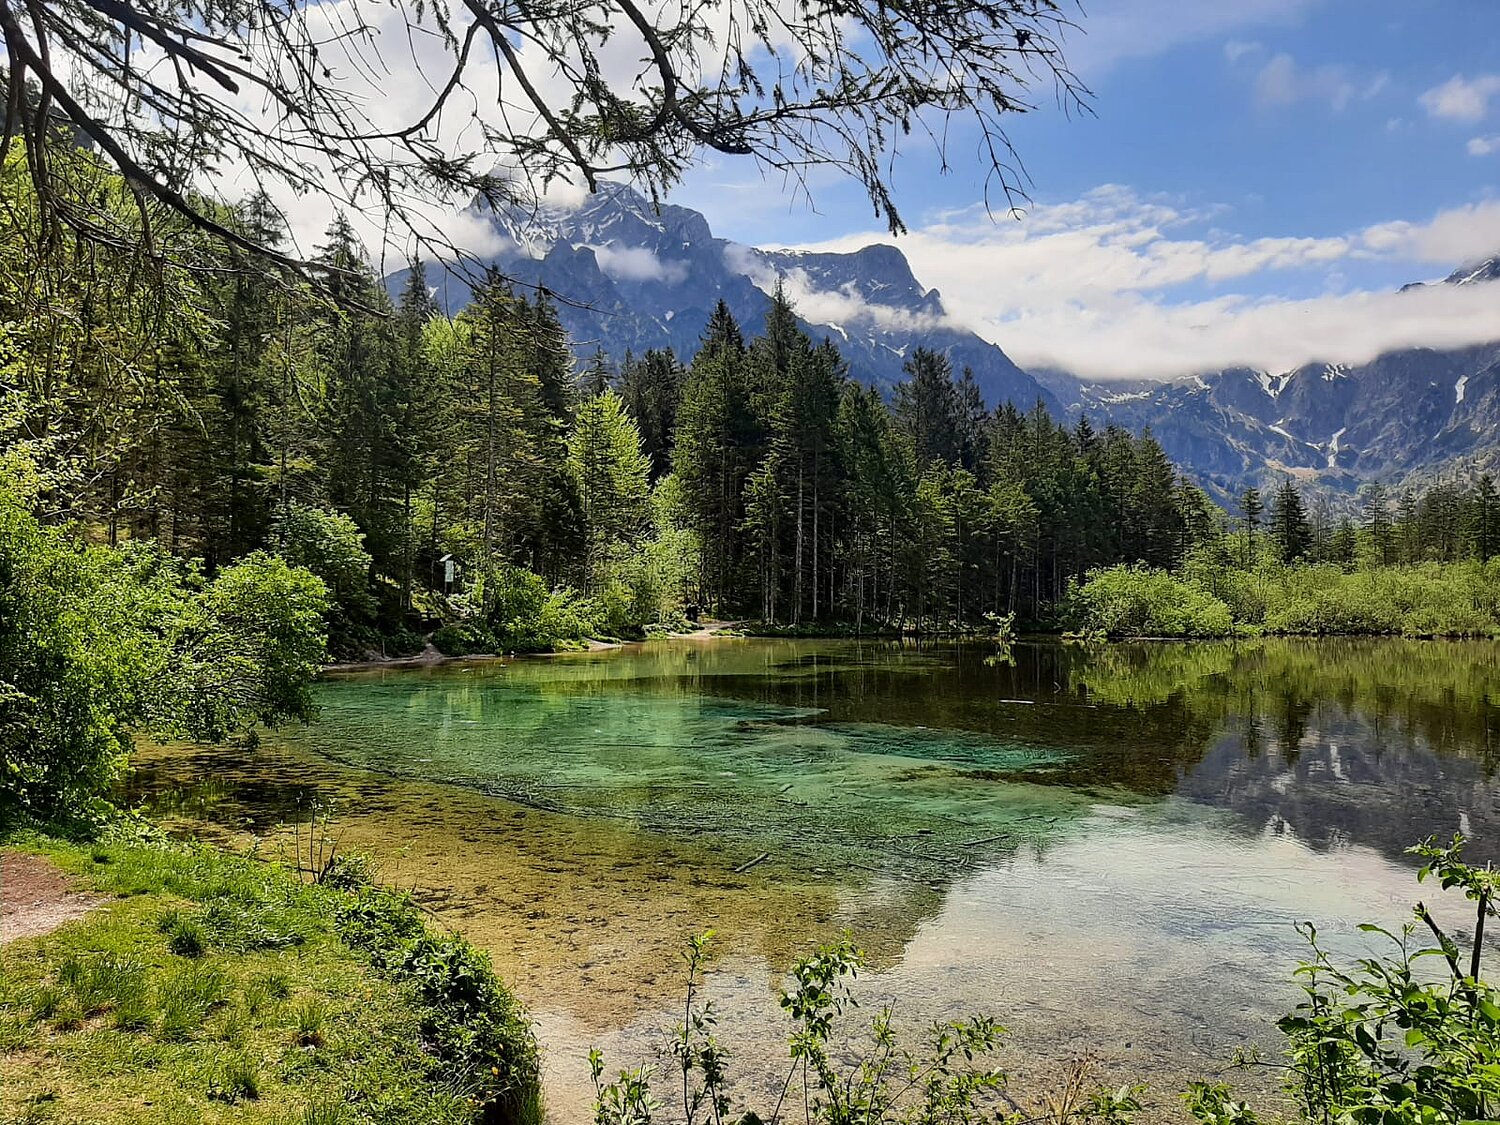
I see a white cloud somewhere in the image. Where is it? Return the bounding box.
[1223,40,1263,64]
[1420,74,1500,122]
[588,244,690,284]
[129,0,815,267]
[1064,0,1319,77]
[1468,135,1500,157]
[723,245,948,333]
[776,189,1500,380]
[1251,52,1386,111]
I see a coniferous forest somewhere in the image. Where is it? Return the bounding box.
[10,159,1500,661]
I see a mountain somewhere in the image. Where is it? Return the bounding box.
[396,186,1500,501]
[393,181,1058,413]
[1048,258,1500,502]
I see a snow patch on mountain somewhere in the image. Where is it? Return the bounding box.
[1327,428,1346,468]
[1257,371,1294,398]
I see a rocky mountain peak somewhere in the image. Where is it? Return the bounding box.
[401,183,1054,411]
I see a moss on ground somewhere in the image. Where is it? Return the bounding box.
[0,835,541,1125]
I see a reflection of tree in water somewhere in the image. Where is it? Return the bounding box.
[1063,638,1500,866]
[1274,694,1314,761]
[130,637,1500,901]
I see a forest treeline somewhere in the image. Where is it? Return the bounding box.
[2,162,1227,653]
[8,153,1500,662]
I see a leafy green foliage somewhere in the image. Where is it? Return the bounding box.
[1199,835,1500,1125]
[165,552,330,739]
[1068,555,1500,639]
[274,503,377,655]
[0,470,328,818]
[335,882,541,1122]
[1064,566,1235,639]
[590,933,1136,1125]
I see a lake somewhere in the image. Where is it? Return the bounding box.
[127,637,1500,1120]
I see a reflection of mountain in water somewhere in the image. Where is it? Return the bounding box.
[1064,639,1500,865]
[131,637,1500,889]
[1178,715,1499,863]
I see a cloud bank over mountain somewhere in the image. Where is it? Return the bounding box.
[784,190,1500,380]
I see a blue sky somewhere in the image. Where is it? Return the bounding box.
[666,0,1500,378]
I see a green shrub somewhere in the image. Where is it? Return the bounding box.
[1065,565,1234,638]
[335,884,541,1121]
[273,502,377,658]
[482,566,598,651]
[0,473,328,821]
[431,621,496,656]
[1257,561,1500,636]
[1197,834,1500,1125]
[484,565,549,645]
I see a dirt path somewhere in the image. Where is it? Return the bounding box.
[1,850,99,945]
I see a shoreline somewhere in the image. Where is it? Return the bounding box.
[320,626,1500,674]
[322,623,743,672]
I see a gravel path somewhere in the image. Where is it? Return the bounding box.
[1,850,99,944]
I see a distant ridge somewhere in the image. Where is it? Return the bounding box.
[1045,256,1500,500]
[393,189,1500,500]
[389,182,1059,414]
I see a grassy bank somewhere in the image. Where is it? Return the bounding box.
[0,834,540,1125]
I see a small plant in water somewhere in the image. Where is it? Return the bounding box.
[1195,833,1499,1125]
[590,932,1136,1125]
[292,797,348,884]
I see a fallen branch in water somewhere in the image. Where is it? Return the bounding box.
[733,852,771,874]
[961,833,1012,847]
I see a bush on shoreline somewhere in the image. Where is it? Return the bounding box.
[1065,558,1500,639]
[0,477,328,823]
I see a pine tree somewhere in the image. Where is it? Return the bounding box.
[1269,480,1312,563]
[311,213,406,581]
[1397,487,1420,563]
[583,349,613,395]
[567,391,652,591]
[454,271,548,604]
[674,303,755,613]
[523,291,577,425]
[954,367,988,472]
[1329,518,1358,568]
[619,348,682,482]
[1362,483,1395,566]
[1239,487,1263,567]
[893,348,960,468]
[1130,431,1183,570]
[1472,474,1500,562]
[391,261,444,608]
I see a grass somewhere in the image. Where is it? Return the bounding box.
[0,833,542,1125]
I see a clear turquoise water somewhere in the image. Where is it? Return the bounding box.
[129,637,1500,1118]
